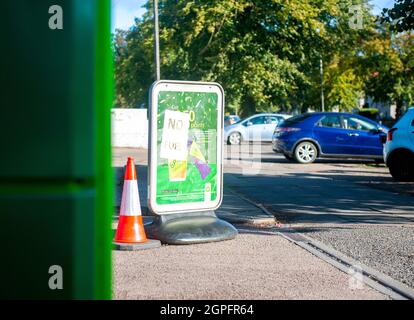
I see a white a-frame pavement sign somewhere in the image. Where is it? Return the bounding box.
[146,80,237,244]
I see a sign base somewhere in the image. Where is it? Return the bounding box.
[145,211,238,245]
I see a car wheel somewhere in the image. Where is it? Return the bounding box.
[227,132,242,145]
[389,153,414,182]
[294,141,317,164]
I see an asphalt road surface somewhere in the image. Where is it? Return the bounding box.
[224,143,414,289]
[112,145,413,299]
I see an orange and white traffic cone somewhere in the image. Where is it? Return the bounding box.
[113,157,160,250]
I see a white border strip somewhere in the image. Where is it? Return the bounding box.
[148,80,224,215]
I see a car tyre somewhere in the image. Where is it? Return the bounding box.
[374,159,384,165]
[284,154,294,161]
[294,141,318,164]
[227,132,242,145]
[388,152,414,182]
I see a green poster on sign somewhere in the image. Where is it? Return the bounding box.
[149,81,224,214]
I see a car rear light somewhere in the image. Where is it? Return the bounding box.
[274,127,301,134]
[387,128,398,141]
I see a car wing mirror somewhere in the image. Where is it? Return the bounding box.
[246,121,253,126]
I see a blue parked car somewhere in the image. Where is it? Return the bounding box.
[272,112,388,163]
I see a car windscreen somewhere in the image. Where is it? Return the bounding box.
[233,118,244,125]
[279,114,312,127]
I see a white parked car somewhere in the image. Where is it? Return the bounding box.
[224,113,291,145]
[383,107,414,181]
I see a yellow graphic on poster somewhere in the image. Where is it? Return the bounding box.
[168,159,187,182]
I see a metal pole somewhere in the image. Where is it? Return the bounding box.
[320,58,325,112]
[153,0,160,81]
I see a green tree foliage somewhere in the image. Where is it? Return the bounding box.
[113,26,154,108]
[381,0,414,32]
[113,0,410,116]
[325,59,363,111]
[358,29,414,115]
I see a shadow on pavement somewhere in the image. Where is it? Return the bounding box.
[255,157,382,165]
[112,162,414,226]
[224,171,414,226]
[235,225,365,237]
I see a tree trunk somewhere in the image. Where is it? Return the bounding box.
[396,99,403,120]
[240,95,256,118]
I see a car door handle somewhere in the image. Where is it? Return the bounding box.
[348,133,359,137]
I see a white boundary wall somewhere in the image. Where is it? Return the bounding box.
[111,108,148,148]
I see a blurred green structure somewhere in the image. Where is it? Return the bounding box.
[0,1,113,299]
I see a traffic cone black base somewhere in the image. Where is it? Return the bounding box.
[113,239,161,251]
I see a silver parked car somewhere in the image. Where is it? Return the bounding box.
[224,115,241,126]
[224,113,291,145]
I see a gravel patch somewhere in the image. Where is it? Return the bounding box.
[302,224,414,288]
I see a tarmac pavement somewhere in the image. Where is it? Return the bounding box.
[113,232,386,300]
[112,147,397,299]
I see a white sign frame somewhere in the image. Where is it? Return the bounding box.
[148,80,224,215]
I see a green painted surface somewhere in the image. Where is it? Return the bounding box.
[0,1,96,179]
[0,189,95,299]
[156,91,219,205]
[94,0,113,300]
[0,1,112,299]
[156,164,218,204]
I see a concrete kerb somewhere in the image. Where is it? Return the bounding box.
[228,189,414,300]
[299,233,414,300]
[275,227,414,300]
[218,188,280,226]
[113,185,280,232]
[216,214,277,226]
